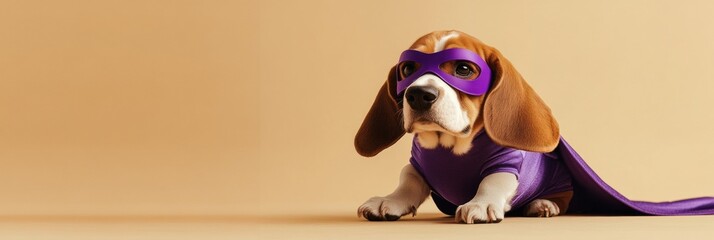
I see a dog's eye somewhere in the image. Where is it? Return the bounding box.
[401,62,416,78]
[454,61,474,79]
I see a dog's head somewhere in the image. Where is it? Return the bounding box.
[355,30,559,156]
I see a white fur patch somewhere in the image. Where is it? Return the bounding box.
[402,74,470,134]
[455,173,518,224]
[434,31,459,52]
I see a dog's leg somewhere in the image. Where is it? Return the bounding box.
[455,172,518,224]
[524,190,573,217]
[358,164,431,221]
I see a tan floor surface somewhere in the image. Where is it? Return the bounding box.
[1,210,712,240]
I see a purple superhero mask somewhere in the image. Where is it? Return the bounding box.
[396,48,492,96]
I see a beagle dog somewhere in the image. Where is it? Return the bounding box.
[355,30,569,224]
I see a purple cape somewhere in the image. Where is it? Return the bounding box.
[409,131,714,216]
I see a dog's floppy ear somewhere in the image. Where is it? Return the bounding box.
[355,66,405,157]
[483,48,560,153]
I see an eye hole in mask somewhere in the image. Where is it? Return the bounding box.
[439,60,480,80]
[398,61,421,80]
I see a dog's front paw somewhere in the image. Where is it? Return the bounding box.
[455,201,506,224]
[524,199,560,217]
[357,196,417,221]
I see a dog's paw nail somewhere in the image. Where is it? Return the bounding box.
[384,214,401,221]
[364,212,383,221]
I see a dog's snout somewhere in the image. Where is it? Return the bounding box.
[405,86,439,111]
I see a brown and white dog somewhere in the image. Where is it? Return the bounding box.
[355,30,566,224]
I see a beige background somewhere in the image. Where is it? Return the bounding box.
[1,0,714,220]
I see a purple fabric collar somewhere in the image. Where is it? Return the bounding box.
[396,48,492,96]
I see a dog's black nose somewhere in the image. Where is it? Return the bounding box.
[405,86,439,111]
